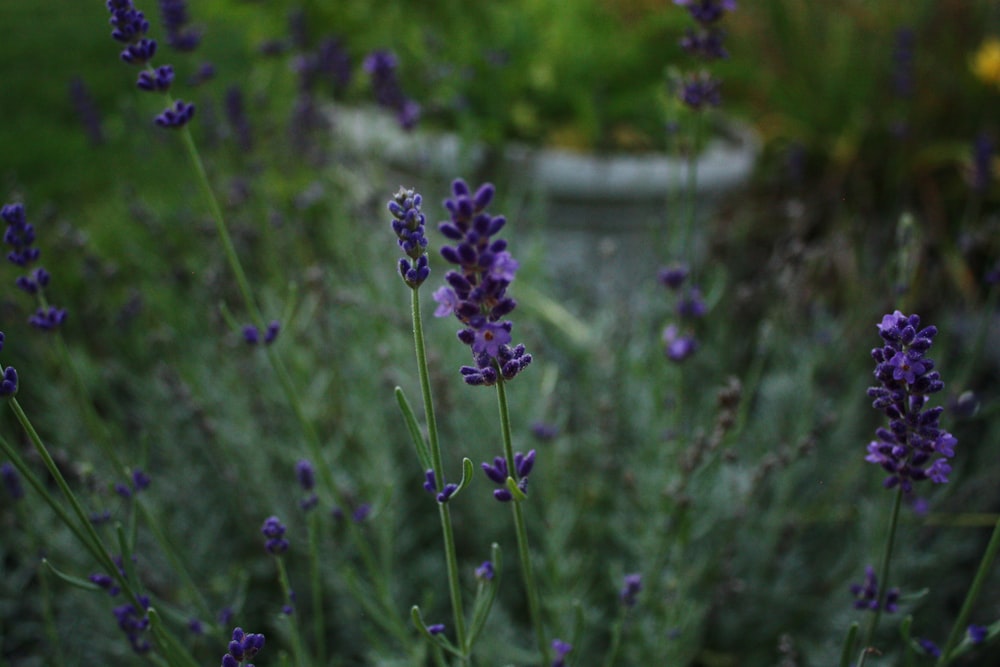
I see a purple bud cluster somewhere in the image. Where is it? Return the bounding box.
[106,0,195,128]
[242,321,281,346]
[674,0,736,110]
[481,449,535,502]
[0,332,18,398]
[2,203,67,332]
[158,0,201,52]
[222,627,265,667]
[113,595,152,654]
[296,459,318,511]
[363,50,421,130]
[849,565,899,613]
[1,462,25,501]
[658,264,704,362]
[620,573,642,608]
[261,515,289,554]
[389,187,430,288]
[551,639,573,667]
[865,311,956,492]
[432,180,532,386]
[423,469,458,503]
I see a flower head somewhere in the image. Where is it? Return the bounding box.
[222,626,265,667]
[481,449,535,502]
[865,311,955,492]
[261,515,289,554]
[620,573,642,608]
[849,565,899,613]
[435,179,532,386]
[551,639,573,667]
[389,186,430,288]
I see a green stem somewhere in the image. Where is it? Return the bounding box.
[275,556,308,667]
[411,288,468,660]
[935,516,1000,665]
[307,510,326,665]
[496,379,549,666]
[857,486,904,666]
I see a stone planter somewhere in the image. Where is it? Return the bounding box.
[330,105,760,311]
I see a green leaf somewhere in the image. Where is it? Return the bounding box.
[395,386,431,470]
[40,558,102,593]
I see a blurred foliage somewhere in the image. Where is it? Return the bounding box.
[0,0,999,666]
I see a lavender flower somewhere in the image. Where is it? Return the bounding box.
[657,264,689,290]
[222,627,265,667]
[849,565,899,612]
[3,203,67,330]
[482,449,535,502]
[132,468,151,491]
[475,560,495,581]
[261,515,289,554]
[620,573,642,608]
[106,0,195,128]
[865,311,956,492]
[113,595,151,654]
[422,469,458,503]
[662,324,698,362]
[968,624,988,644]
[158,0,201,51]
[917,638,941,658]
[675,0,735,110]
[679,72,722,110]
[432,179,532,386]
[69,78,106,145]
[1,462,24,501]
[363,50,421,130]
[551,639,572,667]
[0,366,18,398]
[389,187,430,288]
[427,623,446,635]
[242,320,280,346]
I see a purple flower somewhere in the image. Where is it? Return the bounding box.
[427,623,446,635]
[679,72,722,110]
[677,286,707,319]
[917,638,941,658]
[136,65,174,92]
[674,0,737,25]
[3,203,67,331]
[620,573,642,608]
[475,561,495,581]
[389,187,430,288]
[0,365,19,397]
[849,565,899,613]
[658,264,689,290]
[158,0,201,51]
[132,468,151,491]
[364,50,421,130]
[435,179,532,386]
[551,639,572,667]
[261,515,289,555]
[422,469,458,503]
[242,320,281,346]
[481,450,535,502]
[968,624,988,644]
[865,311,955,492]
[296,459,315,491]
[662,324,698,362]
[113,595,151,654]
[224,627,265,664]
[891,27,915,99]
[154,100,196,128]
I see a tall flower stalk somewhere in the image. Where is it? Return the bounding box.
[854,311,956,666]
[431,180,545,664]
[389,186,470,663]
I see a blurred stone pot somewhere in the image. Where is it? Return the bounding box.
[330,105,760,309]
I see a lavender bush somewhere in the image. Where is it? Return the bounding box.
[0,1,998,666]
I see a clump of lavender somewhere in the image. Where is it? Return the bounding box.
[2,203,67,331]
[674,0,737,110]
[363,50,421,130]
[388,186,430,288]
[106,0,195,128]
[849,565,900,612]
[865,311,955,492]
[221,627,265,667]
[432,179,532,386]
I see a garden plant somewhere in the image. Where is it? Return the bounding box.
[1,1,999,666]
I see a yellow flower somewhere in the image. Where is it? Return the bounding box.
[971,37,1000,88]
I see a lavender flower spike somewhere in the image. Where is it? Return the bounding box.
[389,186,430,288]
[865,311,955,492]
[222,626,265,667]
[261,515,289,554]
[433,179,532,386]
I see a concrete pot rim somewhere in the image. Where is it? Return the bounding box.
[328,104,760,199]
